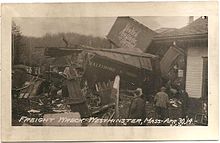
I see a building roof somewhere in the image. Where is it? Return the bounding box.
[155,28,177,34]
[146,17,208,53]
[154,16,208,40]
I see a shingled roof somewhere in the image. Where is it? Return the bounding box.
[154,16,208,40]
[155,28,177,34]
[146,17,208,53]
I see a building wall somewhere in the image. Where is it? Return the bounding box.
[186,46,208,98]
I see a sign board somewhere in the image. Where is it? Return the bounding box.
[107,17,157,51]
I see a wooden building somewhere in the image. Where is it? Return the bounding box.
[147,17,208,99]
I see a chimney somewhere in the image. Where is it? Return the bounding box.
[188,16,194,24]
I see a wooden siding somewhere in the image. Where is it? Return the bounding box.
[186,47,208,98]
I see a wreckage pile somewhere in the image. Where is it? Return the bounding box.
[12,72,185,126]
[12,71,117,126]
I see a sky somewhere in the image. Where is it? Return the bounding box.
[13,16,200,38]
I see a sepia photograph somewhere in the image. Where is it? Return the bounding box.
[1,2,218,141]
[11,16,208,126]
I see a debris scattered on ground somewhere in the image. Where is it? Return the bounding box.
[170,98,182,108]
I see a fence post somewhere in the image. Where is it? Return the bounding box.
[113,75,120,118]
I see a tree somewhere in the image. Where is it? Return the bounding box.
[12,21,24,65]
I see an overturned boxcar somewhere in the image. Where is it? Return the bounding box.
[45,46,161,94]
